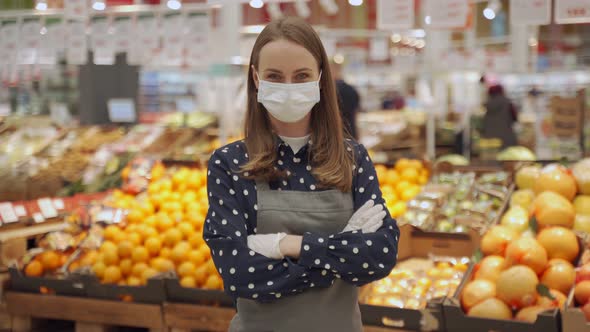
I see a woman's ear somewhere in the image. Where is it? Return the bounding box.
[252,65,259,90]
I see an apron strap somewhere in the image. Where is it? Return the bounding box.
[255,180,270,191]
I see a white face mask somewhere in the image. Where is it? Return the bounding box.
[257,73,321,123]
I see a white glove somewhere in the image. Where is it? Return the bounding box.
[343,200,387,233]
[247,232,287,259]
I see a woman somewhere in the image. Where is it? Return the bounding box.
[482,84,518,148]
[203,17,399,332]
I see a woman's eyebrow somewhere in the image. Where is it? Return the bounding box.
[294,68,313,73]
[263,68,283,74]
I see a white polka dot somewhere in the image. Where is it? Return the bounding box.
[336,274,341,279]
[219,199,224,206]
[293,157,301,163]
[369,271,375,275]
[342,240,348,245]
[212,212,216,217]
[233,159,238,164]
[229,189,235,195]
[306,165,312,171]
[215,159,221,164]
[267,281,274,286]
[379,263,385,268]
[249,251,255,256]
[366,240,373,246]
[252,294,258,299]
[216,179,220,184]
[219,268,222,274]
[219,250,223,256]
[321,270,327,276]
[310,283,315,287]
[244,213,249,219]
[248,267,255,273]
[359,187,365,193]
[287,171,291,176]
[254,204,258,211]
[232,249,238,256]
[207,170,211,175]
[310,184,316,190]
[329,235,334,238]
[303,245,310,251]
[221,219,227,225]
[233,175,239,181]
[314,259,321,265]
[230,268,236,274]
[369,176,375,180]
[347,146,352,152]
[283,262,288,267]
[278,160,284,165]
[325,264,331,269]
[233,209,238,215]
[209,192,213,197]
[318,238,324,243]
[329,245,335,250]
[352,278,358,282]
[353,165,356,170]
[235,231,242,237]
[363,263,369,269]
[299,178,304,184]
[244,172,250,176]
[371,194,377,199]
[383,247,389,253]
[282,181,288,186]
[230,285,236,291]
[248,284,254,289]
[340,258,346,263]
[353,248,359,254]
[280,151,285,156]
[276,293,282,298]
[358,167,363,173]
[366,156,370,161]
[243,189,249,196]
[268,264,273,270]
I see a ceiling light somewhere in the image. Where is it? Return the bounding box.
[249,0,264,9]
[92,1,106,11]
[167,0,181,10]
[483,7,495,20]
[391,34,402,43]
[348,0,363,6]
[424,16,431,25]
[333,53,344,64]
[35,0,47,11]
[415,40,425,49]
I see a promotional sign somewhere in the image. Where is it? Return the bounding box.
[0,20,19,66]
[39,18,65,65]
[108,98,136,123]
[113,16,133,53]
[91,16,115,65]
[424,0,469,29]
[65,0,89,19]
[19,18,43,65]
[129,14,160,65]
[555,0,590,24]
[184,13,210,67]
[161,13,185,66]
[66,20,88,65]
[510,0,551,25]
[377,0,414,30]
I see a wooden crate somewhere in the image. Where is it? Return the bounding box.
[5,291,165,332]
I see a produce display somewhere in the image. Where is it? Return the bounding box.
[375,159,429,218]
[400,171,510,233]
[362,256,469,309]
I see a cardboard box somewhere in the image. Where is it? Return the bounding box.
[562,288,590,332]
[360,224,479,331]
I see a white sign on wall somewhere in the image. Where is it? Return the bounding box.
[424,0,469,29]
[113,16,133,53]
[65,0,89,19]
[19,18,42,65]
[555,0,590,24]
[66,21,88,65]
[39,18,65,65]
[510,0,551,25]
[0,21,19,66]
[184,13,210,68]
[161,13,185,66]
[129,14,160,65]
[377,0,414,30]
[91,16,115,65]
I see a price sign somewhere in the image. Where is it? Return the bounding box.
[184,13,210,67]
[555,0,590,24]
[0,203,18,224]
[130,14,159,65]
[113,16,133,53]
[91,16,115,65]
[19,18,42,65]
[161,13,185,66]
[65,0,89,19]
[108,99,136,123]
[0,21,19,66]
[377,0,414,30]
[510,0,551,25]
[66,21,88,65]
[14,205,27,217]
[53,199,65,210]
[550,95,583,138]
[33,212,45,224]
[424,0,469,29]
[38,198,58,219]
[40,18,65,65]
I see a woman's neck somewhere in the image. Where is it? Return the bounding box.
[270,113,311,137]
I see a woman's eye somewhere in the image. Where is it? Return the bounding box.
[266,73,282,81]
[295,73,310,81]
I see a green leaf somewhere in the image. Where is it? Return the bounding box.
[536,284,555,300]
[529,216,538,234]
[472,249,483,263]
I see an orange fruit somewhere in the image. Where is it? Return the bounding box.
[131,246,150,264]
[177,222,195,239]
[145,237,163,256]
[126,209,143,224]
[401,168,419,184]
[103,225,122,242]
[389,201,407,218]
[177,262,197,278]
[160,247,172,259]
[205,259,217,275]
[385,170,400,186]
[103,266,122,284]
[100,241,118,254]
[163,228,183,248]
[103,250,120,266]
[25,260,44,277]
[189,233,206,248]
[113,231,128,244]
[159,179,173,192]
[40,251,61,271]
[119,258,133,277]
[92,261,107,279]
[408,159,423,170]
[143,215,158,228]
[188,249,206,266]
[151,257,175,272]
[169,211,184,223]
[180,276,197,288]
[170,242,191,264]
[395,181,412,195]
[127,232,142,246]
[199,245,212,261]
[418,174,428,185]
[132,262,149,278]
[194,266,208,285]
[401,185,421,201]
[203,275,223,290]
[141,268,158,283]
[156,214,174,232]
[127,276,142,286]
[139,201,155,216]
[117,241,133,259]
[395,158,411,172]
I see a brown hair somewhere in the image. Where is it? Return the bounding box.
[241,17,354,192]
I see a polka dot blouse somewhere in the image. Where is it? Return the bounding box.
[203,138,399,302]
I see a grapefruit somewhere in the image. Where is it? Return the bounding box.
[574,196,590,215]
[500,206,530,233]
[515,305,549,323]
[534,164,578,201]
[575,280,590,305]
[537,227,579,263]
[572,159,590,195]
[496,265,539,309]
[461,279,496,311]
[467,298,512,320]
[575,214,590,234]
[481,226,518,256]
[516,165,541,190]
[540,259,576,295]
[530,191,575,229]
[474,255,506,282]
[510,189,535,210]
[25,260,44,277]
[504,237,548,275]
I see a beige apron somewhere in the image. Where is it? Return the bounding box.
[229,181,362,332]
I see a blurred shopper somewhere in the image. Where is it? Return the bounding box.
[331,61,360,139]
[381,90,405,110]
[482,84,518,148]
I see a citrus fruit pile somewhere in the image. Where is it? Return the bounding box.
[75,166,223,290]
[375,158,429,218]
[24,250,69,277]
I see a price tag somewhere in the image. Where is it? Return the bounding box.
[0,203,18,224]
[555,0,590,24]
[108,99,137,123]
[33,212,45,224]
[91,16,115,65]
[0,103,10,116]
[510,0,551,25]
[14,205,26,217]
[424,0,470,29]
[53,199,65,210]
[377,0,414,30]
[38,198,58,219]
[65,0,89,18]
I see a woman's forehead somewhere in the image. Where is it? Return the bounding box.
[258,39,318,72]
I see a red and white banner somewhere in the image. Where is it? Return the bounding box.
[510,0,551,25]
[555,0,590,24]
